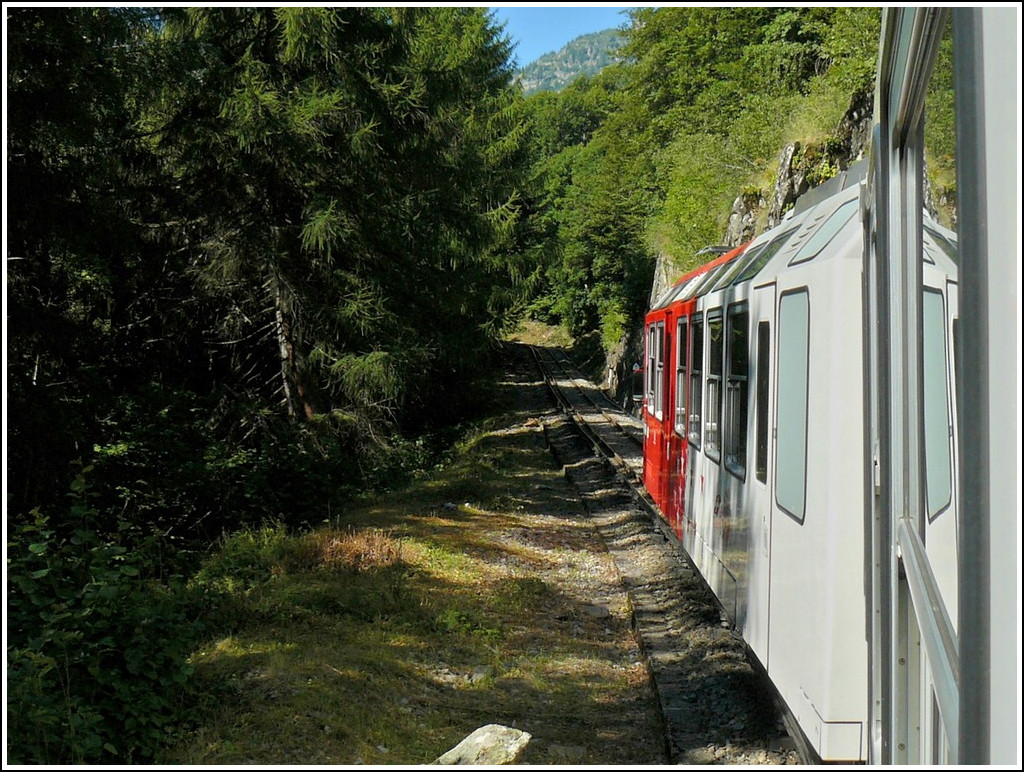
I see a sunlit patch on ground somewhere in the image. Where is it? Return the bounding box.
[161,343,667,765]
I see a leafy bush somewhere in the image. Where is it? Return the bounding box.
[188,523,295,594]
[6,468,202,764]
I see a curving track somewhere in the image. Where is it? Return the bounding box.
[529,345,645,482]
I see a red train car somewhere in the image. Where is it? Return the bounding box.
[642,245,745,540]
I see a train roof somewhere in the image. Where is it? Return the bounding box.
[646,158,959,320]
[650,244,746,311]
[650,162,870,314]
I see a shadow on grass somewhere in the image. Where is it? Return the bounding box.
[164,342,669,765]
[172,549,666,764]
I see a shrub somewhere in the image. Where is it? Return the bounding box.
[6,468,202,764]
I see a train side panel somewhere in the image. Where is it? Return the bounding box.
[673,185,871,761]
[766,249,869,762]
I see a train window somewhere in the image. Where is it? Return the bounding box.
[924,223,959,265]
[643,321,659,411]
[733,227,798,285]
[923,13,957,232]
[755,321,770,483]
[646,324,664,417]
[709,246,757,292]
[921,13,957,522]
[923,289,952,519]
[685,262,731,301]
[776,290,809,523]
[646,325,656,413]
[952,316,960,431]
[675,318,688,435]
[689,315,703,448]
[653,322,665,419]
[788,198,859,265]
[676,271,709,303]
[706,311,724,462]
[724,304,749,479]
[653,281,687,310]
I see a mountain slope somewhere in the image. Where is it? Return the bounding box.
[516,28,622,96]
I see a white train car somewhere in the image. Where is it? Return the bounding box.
[675,173,877,761]
[641,7,1018,764]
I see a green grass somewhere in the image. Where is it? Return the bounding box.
[159,370,666,765]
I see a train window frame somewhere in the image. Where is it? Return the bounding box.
[755,320,770,484]
[705,310,724,463]
[788,197,859,266]
[733,227,799,285]
[688,313,704,449]
[923,287,953,520]
[653,281,687,310]
[724,303,750,481]
[676,271,710,303]
[645,324,656,416]
[775,288,810,524]
[924,222,959,265]
[657,322,666,420]
[708,245,756,292]
[648,321,666,420]
[684,262,731,301]
[675,317,688,437]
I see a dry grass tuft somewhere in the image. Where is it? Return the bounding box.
[296,527,404,573]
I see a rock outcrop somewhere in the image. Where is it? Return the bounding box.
[725,190,766,247]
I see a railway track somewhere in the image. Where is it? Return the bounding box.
[529,345,645,482]
[527,343,807,765]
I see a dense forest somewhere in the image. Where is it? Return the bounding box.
[6,7,885,763]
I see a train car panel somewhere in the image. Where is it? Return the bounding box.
[642,312,670,513]
[766,254,869,763]
[644,249,744,526]
[736,281,776,665]
[665,311,691,537]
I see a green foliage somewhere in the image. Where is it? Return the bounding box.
[8,4,533,515]
[653,133,746,262]
[151,6,531,425]
[521,6,883,363]
[7,10,537,763]
[6,470,202,764]
[923,16,957,228]
[818,8,882,96]
[190,523,295,593]
[188,524,416,634]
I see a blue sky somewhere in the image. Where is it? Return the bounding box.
[488,6,635,67]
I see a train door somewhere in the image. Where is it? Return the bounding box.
[683,312,703,561]
[661,316,674,514]
[642,319,661,502]
[744,282,775,664]
[766,286,815,746]
[642,316,672,517]
[919,278,959,763]
[668,314,688,539]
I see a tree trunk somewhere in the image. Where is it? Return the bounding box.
[273,276,316,420]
